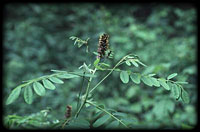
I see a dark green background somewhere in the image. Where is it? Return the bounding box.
[3,3,197,129]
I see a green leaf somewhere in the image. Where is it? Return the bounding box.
[130,73,141,84]
[70,71,96,78]
[51,69,67,73]
[150,77,160,87]
[107,109,117,113]
[67,118,90,129]
[114,69,121,72]
[49,76,64,84]
[98,104,105,109]
[175,81,188,84]
[141,76,153,87]
[93,111,104,119]
[93,114,110,127]
[167,81,174,90]
[121,118,136,125]
[6,86,22,105]
[93,52,99,56]
[134,59,147,66]
[74,39,78,45]
[83,63,92,73]
[100,63,110,68]
[94,58,100,67]
[93,59,105,70]
[106,120,119,129]
[125,60,131,66]
[181,88,190,104]
[96,65,104,70]
[78,42,84,48]
[167,73,178,80]
[42,79,56,90]
[24,86,33,104]
[148,73,156,77]
[130,60,139,67]
[81,73,96,78]
[33,82,46,96]
[171,84,180,99]
[113,112,127,118]
[158,79,170,90]
[56,73,79,79]
[120,71,129,83]
[69,36,76,40]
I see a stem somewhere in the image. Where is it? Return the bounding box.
[86,100,128,128]
[20,72,71,88]
[76,71,86,112]
[89,55,129,94]
[101,69,122,71]
[75,68,97,118]
[20,71,92,90]
[61,118,70,129]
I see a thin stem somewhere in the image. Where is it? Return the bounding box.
[20,73,69,88]
[89,54,130,94]
[76,71,86,112]
[20,71,93,90]
[61,118,70,129]
[101,69,120,71]
[86,100,128,128]
[75,68,97,118]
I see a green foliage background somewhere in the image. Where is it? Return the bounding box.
[3,3,197,129]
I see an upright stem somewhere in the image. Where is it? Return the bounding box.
[76,71,86,112]
[74,54,130,118]
[75,68,97,118]
[61,118,70,129]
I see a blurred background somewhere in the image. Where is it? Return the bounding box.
[3,3,197,129]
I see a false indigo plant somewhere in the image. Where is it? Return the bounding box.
[5,33,190,129]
